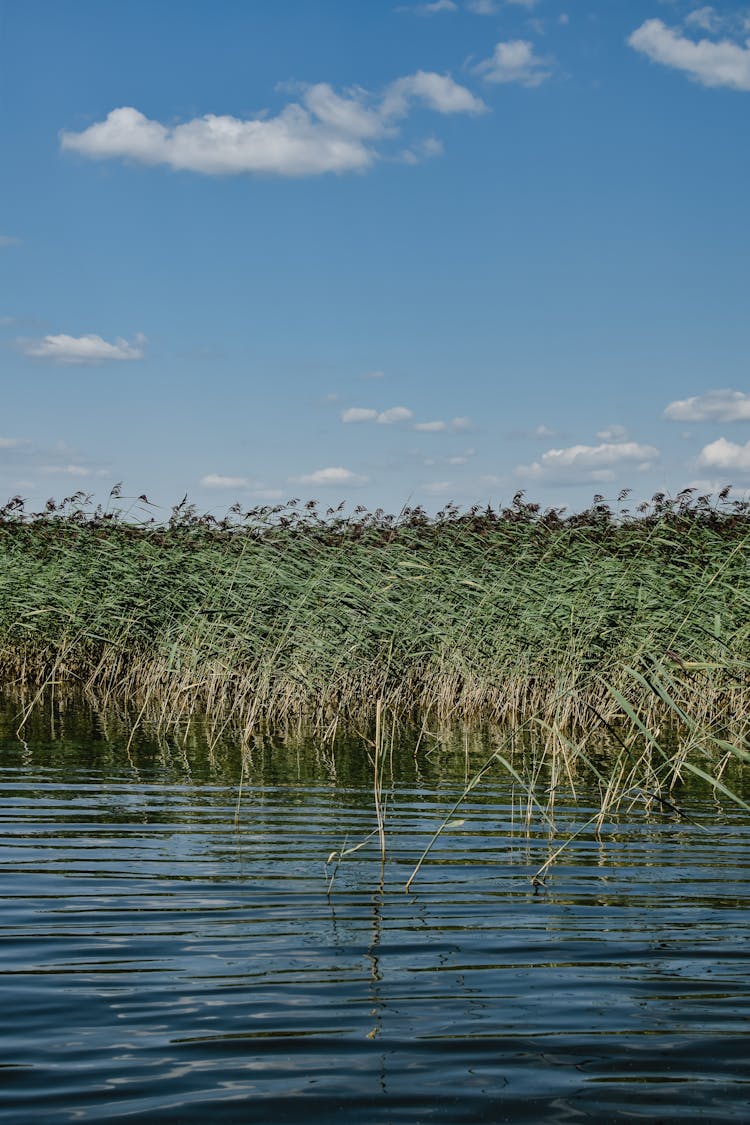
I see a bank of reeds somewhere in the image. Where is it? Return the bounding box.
[1,487,749,748]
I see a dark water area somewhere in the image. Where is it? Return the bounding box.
[0,706,749,1123]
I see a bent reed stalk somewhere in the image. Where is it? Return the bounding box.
[1,487,749,753]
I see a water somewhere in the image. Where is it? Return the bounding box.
[1,711,749,1122]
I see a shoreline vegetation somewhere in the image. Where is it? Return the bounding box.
[1,486,749,817]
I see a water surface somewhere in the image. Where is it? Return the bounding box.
[1,712,749,1122]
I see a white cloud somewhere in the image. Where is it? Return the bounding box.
[467,0,536,12]
[664,389,750,422]
[377,405,413,424]
[686,7,720,33]
[23,332,146,364]
[517,440,660,481]
[475,40,553,86]
[296,466,369,486]
[0,235,21,247]
[596,424,628,441]
[413,415,471,432]
[200,474,251,488]
[402,0,458,13]
[61,71,485,178]
[251,488,284,500]
[424,480,454,493]
[534,424,557,438]
[698,437,750,472]
[382,71,487,117]
[39,464,102,477]
[341,407,379,423]
[0,437,25,449]
[400,135,445,164]
[341,405,413,424]
[360,369,385,379]
[628,19,750,91]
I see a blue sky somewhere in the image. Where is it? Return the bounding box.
[2,0,750,516]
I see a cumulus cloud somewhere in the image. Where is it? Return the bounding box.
[341,405,413,424]
[382,71,487,116]
[0,437,25,449]
[296,466,369,486]
[517,440,659,482]
[698,437,750,472]
[377,406,413,424]
[61,71,486,178]
[23,332,146,364]
[664,389,750,422]
[475,40,553,86]
[341,408,378,423]
[424,480,454,493]
[628,18,750,91]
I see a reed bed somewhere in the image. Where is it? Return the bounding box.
[1,487,749,753]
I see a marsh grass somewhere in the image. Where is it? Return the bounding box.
[1,486,749,752]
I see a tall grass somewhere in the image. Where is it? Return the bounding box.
[1,486,749,746]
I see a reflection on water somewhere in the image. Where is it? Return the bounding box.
[0,705,749,1122]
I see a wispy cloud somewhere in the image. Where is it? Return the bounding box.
[698,437,750,472]
[295,466,369,486]
[628,18,750,91]
[200,474,251,489]
[422,447,476,466]
[398,0,458,14]
[39,463,109,477]
[413,416,471,432]
[686,7,722,34]
[0,235,21,248]
[0,437,27,449]
[596,424,628,441]
[61,71,486,178]
[467,0,539,13]
[466,0,498,12]
[23,332,146,364]
[475,40,553,86]
[341,406,414,424]
[517,440,659,483]
[664,389,750,422]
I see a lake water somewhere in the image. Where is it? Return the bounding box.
[1,707,749,1122]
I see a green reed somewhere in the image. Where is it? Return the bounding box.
[1,486,749,746]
